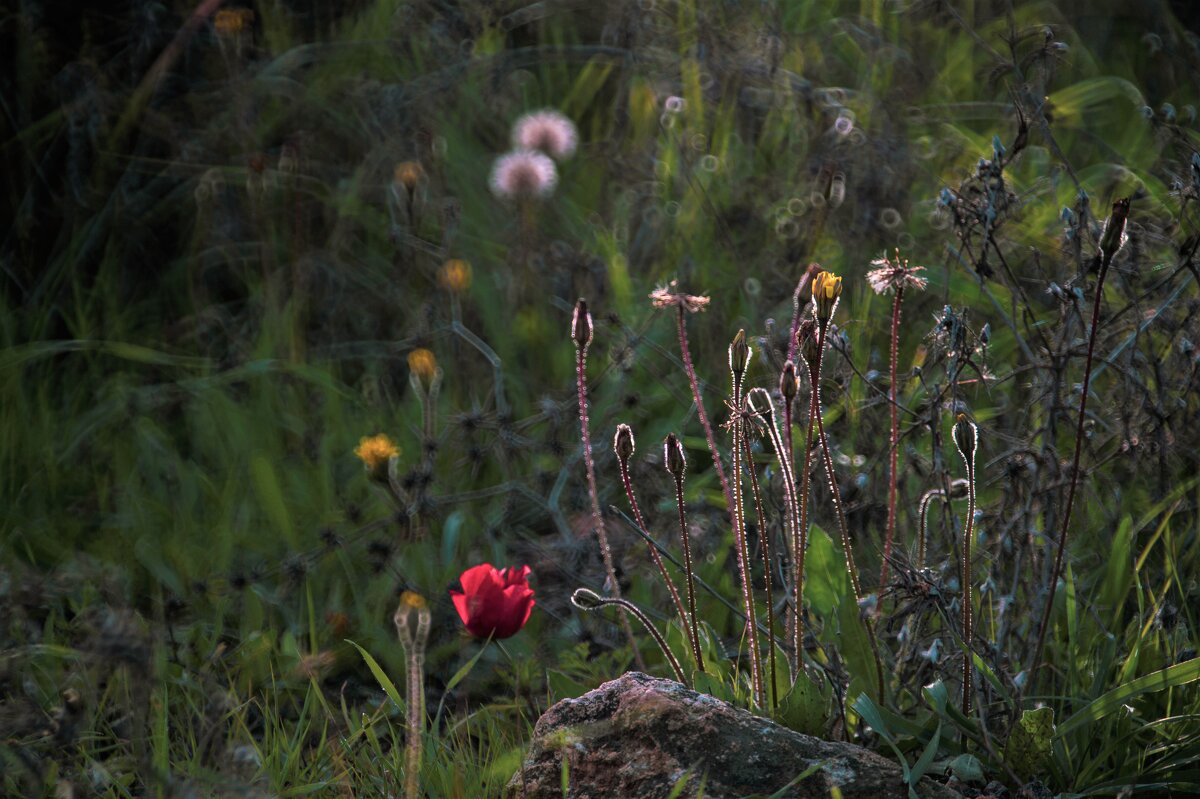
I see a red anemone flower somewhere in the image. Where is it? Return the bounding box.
[450,564,535,639]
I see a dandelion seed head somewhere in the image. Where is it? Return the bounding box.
[512,110,578,160]
[649,280,710,313]
[489,150,558,199]
[867,248,928,295]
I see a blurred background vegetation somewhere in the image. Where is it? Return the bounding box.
[2,0,1199,796]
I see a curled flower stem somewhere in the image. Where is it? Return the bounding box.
[618,457,693,664]
[917,488,947,570]
[576,345,643,667]
[573,591,687,684]
[671,471,706,674]
[677,305,734,512]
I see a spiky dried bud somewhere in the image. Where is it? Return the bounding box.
[953,413,978,459]
[812,270,843,323]
[779,361,798,402]
[728,329,750,376]
[664,432,686,478]
[1099,197,1131,259]
[614,424,635,463]
[572,299,593,349]
[570,587,606,611]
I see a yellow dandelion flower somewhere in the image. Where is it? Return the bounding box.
[214,8,253,36]
[394,161,424,191]
[355,433,399,482]
[439,259,472,293]
[399,591,427,610]
[812,270,843,322]
[407,349,437,381]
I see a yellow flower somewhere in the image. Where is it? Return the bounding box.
[399,591,427,610]
[214,8,253,36]
[355,433,399,482]
[812,270,843,322]
[394,161,424,191]
[439,259,472,293]
[407,348,437,380]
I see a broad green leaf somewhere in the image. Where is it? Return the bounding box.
[1005,706,1055,779]
[775,669,829,736]
[1099,516,1134,620]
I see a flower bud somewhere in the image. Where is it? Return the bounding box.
[570,587,606,611]
[812,270,843,323]
[394,161,424,193]
[728,329,750,376]
[948,478,971,499]
[797,318,820,372]
[614,423,635,463]
[953,413,977,459]
[779,361,798,403]
[1099,197,1130,259]
[572,299,593,349]
[663,432,686,478]
[407,348,439,396]
[746,387,775,422]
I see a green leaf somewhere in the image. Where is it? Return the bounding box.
[346,639,405,712]
[445,640,490,695]
[775,669,829,736]
[806,526,880,702]
[947,754,985,785]
[1099,516,1134,617]
[1005,706,1055,779]
[1059,657,1200,737]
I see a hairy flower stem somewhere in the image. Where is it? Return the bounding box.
[394,596,431,799]
[959,453,977,715]
[618,459,693,665]
[812,321,885,702]
[730,372,765,708]
[795,387,818,672]
[748,388,799,685]
[880,286,905,594]
[576,346,643,667]
[574,591,687,684]
[677,305,734,512]
[742,434,778,708]
[671,472,706,674]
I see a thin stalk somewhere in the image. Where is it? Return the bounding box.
[1032,216,1123,677]
[677,305,734,512]
[960,451,977,715]
[742,433,778,708]
[730,368,764,707]
[618,459,693,665]
[880,285,905,592]
[812,321,886,702]
[795,373,818,672]
[576,346,643,667]
[671,471,706,674]
[748,387,799,684]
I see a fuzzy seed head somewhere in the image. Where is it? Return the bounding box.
[489,149,558,199]
[512,110,578,160]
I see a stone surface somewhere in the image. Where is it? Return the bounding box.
[506,671,962,799]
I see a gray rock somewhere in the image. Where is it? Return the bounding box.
[506,671,962,799]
